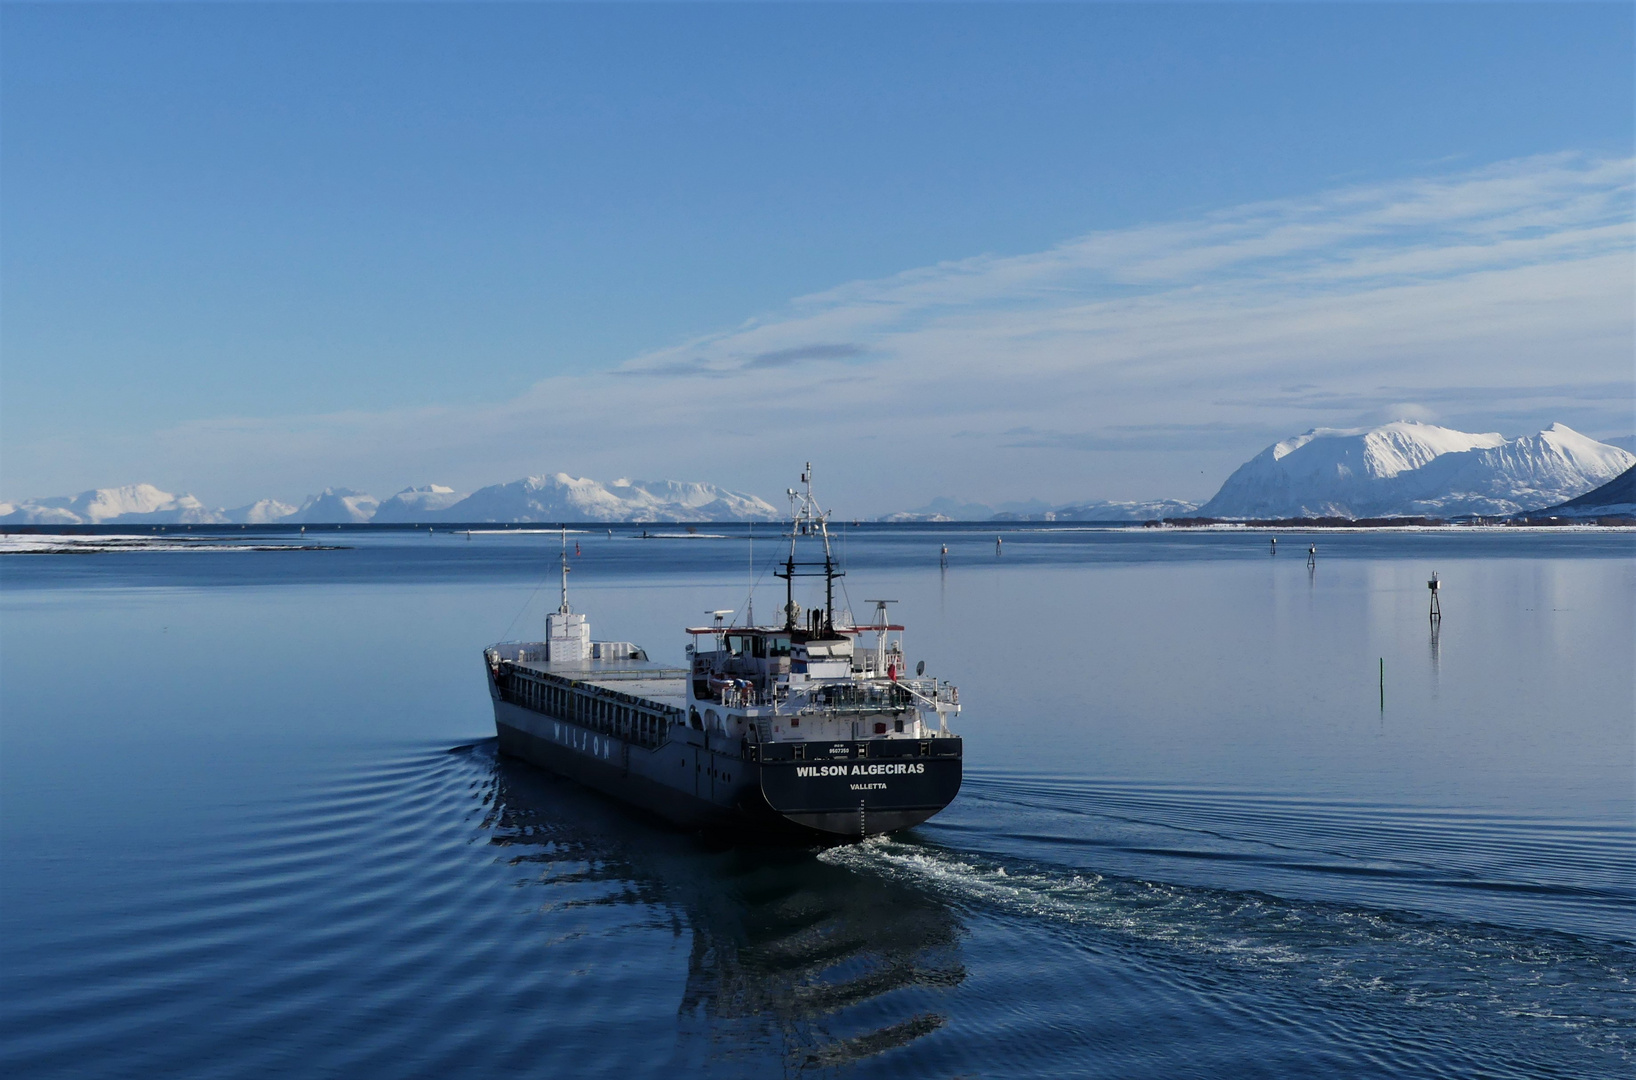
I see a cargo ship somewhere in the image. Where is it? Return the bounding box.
[483,466,963,839]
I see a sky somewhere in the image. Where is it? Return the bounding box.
[2,2,1632,515]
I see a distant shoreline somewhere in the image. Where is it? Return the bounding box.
[1155,515,1636,529]
[2,516,1631,537]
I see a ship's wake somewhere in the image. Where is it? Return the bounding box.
[819,827,1635,1076]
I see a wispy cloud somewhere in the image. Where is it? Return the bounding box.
[747,343,865,368]
[618,152,1631,391]
[22,152,1631,511]
[627,341,869,378]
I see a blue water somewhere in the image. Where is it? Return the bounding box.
[2,525,1632,1077]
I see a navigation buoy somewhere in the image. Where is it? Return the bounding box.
[1428,572,1442,623]
[1307,544,1317,569]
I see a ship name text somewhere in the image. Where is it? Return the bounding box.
[794,762,926,778]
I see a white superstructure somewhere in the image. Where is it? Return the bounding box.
[681,465,960,747]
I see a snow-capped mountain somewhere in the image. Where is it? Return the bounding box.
[880,496,1197,522]
[997,499,1201,522]
[0,484,227,525]
[294,488,380,524]
[878,497,1050,522]
[0,473,782,525]
[428,474,780,523]
[225,499,299,524]
[1530,463,1636,519]
[1200,422,1635,519]
[371,485,468,523]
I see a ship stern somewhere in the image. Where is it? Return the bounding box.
[757,737,962,838]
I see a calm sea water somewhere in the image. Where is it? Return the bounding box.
[2,525,1632,1078]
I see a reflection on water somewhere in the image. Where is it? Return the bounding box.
[480,749,966,1072]
[1429,617,1441,682]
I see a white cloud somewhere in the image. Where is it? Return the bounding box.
[13,152,1632,512]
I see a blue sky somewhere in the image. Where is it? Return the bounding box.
[2,2,1632,513]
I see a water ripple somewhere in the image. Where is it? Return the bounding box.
[6,745,1632,1079]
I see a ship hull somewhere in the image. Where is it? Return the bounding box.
[491,699,961,840]
[494,700,750,831]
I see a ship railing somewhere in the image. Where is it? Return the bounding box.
[490,641,549,664]
[708,683,774,709]
[806,682,913,712]
[894,678,959,708]
[785,678,960,714]
[850,650,909,676]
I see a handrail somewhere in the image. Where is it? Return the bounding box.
[890,678,949,711]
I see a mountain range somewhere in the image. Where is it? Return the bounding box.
[0,475,780,525]
[875,423,1629,522]
[2,423,1629,526]
[878,496,1200,523]
[1198,422,1632,519]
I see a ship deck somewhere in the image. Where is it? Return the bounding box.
[511,657,689,711]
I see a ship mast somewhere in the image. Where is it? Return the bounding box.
[558,526,571,615]
[775,463,842,634]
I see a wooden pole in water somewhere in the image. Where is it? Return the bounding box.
[1379,658,1384,710]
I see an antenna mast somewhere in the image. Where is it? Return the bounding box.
[558,526,571,615]
[775,462,842,634]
